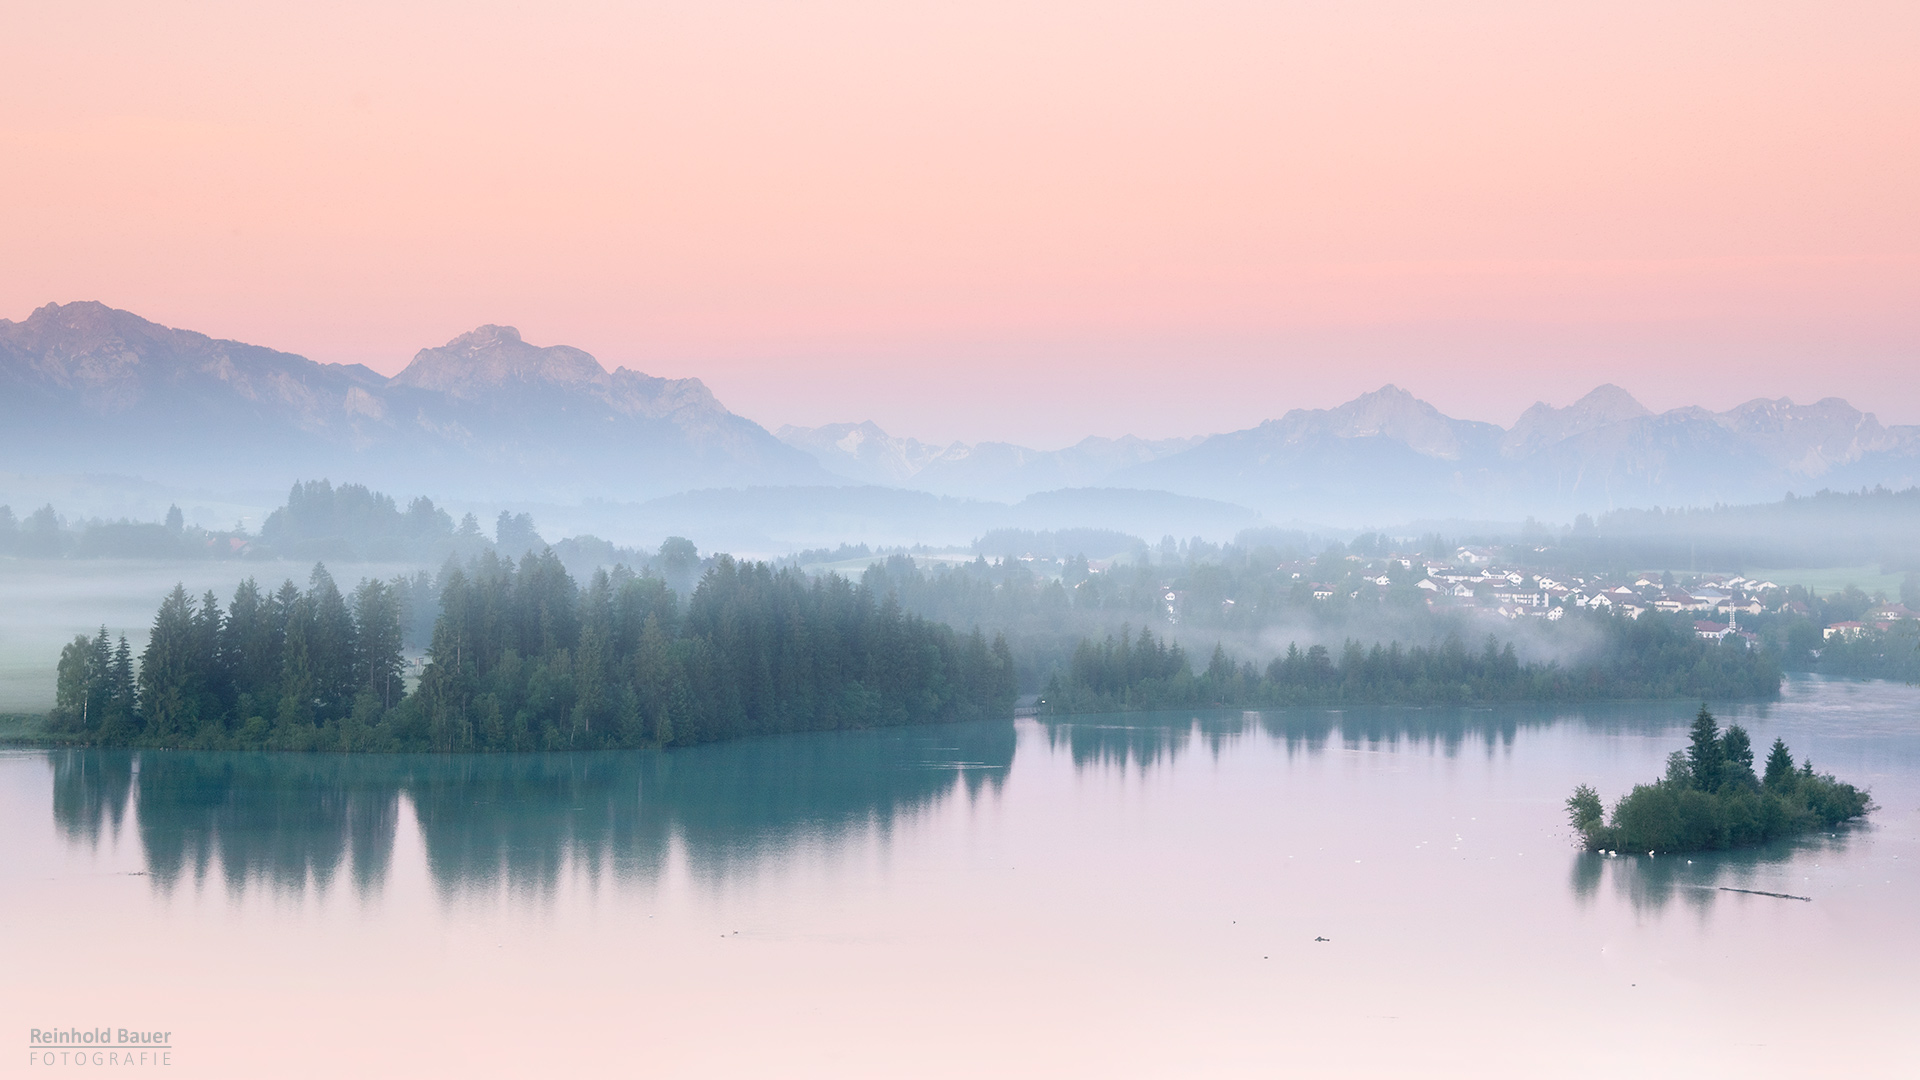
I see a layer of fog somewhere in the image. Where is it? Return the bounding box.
[6,469,1915,712]
[0,559,419,712]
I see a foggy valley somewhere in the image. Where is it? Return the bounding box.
[5,316,1917,715]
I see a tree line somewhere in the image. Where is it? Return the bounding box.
[53,566,407,747]
[1039,613,1783,713]
[50,551,1019,752]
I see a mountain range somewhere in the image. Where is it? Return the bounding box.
[0,302,822,501]
[6,301,1918,531]
[785,386,1920,522]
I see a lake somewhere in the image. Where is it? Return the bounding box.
[4,675,1916,1077]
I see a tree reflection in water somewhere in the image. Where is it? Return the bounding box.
[46,721,1016,898]
[1036,700,1694,774]
[52,702,1765,903]
[1567,829,1859,914]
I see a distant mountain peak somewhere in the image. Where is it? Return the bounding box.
[1262,384,1493,460]
[28,299,116,326]
[392,325,610,396]
[443,324,524,351]
[0,300,337,413]
[1332,384,1443,424]
[8,300,179,352]
[1501,384,1653,458]
[776,421,943,485]
[1570,384,1649,415]
[831,422,886,454]
[1714,394,1898,475]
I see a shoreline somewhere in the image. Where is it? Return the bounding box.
[2,687,1797,755]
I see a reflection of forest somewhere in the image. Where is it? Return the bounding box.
[1038,703,1694,773]
[51,704,1730,897]
[48,721,1015,895]
[1566,830,1856,913]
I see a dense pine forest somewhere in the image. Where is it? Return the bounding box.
[1040,615,1782,713]
[49,553,1018,751]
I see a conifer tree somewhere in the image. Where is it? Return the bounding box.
[87,627,114,720]
[192,590,225,735]
[275,593,317,745]
[572,570,614,740]
[1686,707,1724,791]
[53,634,92,731]
[306,565,357,725]
[108,635,136,732]
[1719,724,1757,787]
[139,585,199,740]
[223,578,277,711]
[352,578,406,711]
[1763,737,1797,790]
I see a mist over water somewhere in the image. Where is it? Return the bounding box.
[1244,603,1613,670]
[8,675,1915,1077]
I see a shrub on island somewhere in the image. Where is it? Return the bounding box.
[1566,707,1870,854]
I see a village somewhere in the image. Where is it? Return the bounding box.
[1266,545,1919,647]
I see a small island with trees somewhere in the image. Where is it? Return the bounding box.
[1566,707,1871,853]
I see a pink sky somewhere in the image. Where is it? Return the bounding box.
[4,1,1916,446]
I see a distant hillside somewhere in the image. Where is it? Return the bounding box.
[776,421,1199,500]
[1561,487,1920,572]
[781,385,1920,525]
[1117,385,1920,523]
[0,302,825,500]
[1116,386,1508,523]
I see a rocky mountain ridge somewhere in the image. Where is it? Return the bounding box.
[786,385,1920,521]
[0,301,822,499]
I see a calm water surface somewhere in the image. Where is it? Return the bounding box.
[4,676,1917,1078]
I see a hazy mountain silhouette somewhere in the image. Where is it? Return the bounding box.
[775,421,1200,499]
[1491,389,1920,520]
[792,385,1920,523]
[8,302,1918,527]
[1500,384,1653,459]
[0,302,824,499]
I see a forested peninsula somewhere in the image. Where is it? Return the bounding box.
[48,553,1018,751]
[1567,708,1870,853]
